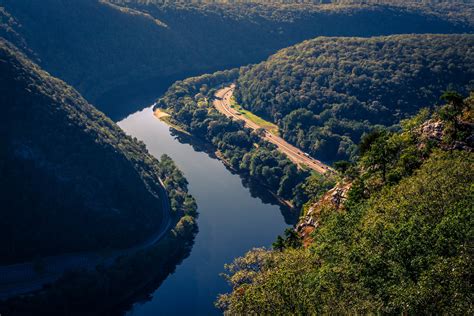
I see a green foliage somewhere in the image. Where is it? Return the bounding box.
[157,70,316,209]
[234,34,474,162]
[218,103,474,314]
[301,172,336,203]
[219,150,474,315]
[109,0,474,28]
[1,1,470,116]
[157,154,197,217]
[272,228,302,251]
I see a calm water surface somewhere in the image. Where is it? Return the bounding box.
[118,107,290,316]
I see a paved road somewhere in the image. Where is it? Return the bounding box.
[0,175,172,300]
[214,85,334,174]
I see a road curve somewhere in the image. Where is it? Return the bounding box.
[213,85,334,174]
[0,161,172,300]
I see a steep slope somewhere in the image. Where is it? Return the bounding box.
[217,94,474,314]
[235,34,474,161]
[0,39,169,264]
[1,0,471,119]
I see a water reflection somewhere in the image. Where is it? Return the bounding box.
[120,107,290,316]
[0,231,197,316]
[0,107,293,316]
[169,129,300,226]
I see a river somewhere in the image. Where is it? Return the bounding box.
[118,106,293,316]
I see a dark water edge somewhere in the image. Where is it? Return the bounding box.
[119,107,290,316]
[0,105,294,316]
[93,74,184,122]
[0,229,197,316]
[93,64,244,122]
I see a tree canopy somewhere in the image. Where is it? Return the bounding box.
[217,94,474,314]
[235,34,473,161]
[1,0,470,118]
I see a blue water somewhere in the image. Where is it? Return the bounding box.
[118,107,290,316]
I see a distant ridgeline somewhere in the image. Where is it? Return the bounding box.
[234,34,474,162]
[1,0,471,118]
[217,92,474,315]
[0,39,195,264]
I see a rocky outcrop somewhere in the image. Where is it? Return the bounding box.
[418,119,445,143]
[296,182,352,247]
[417,118,473,152]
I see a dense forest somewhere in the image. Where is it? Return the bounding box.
[235,34,473,161]
[1,0,471,118]
[0,1,472,313]
[217,92,474,314]
[0,39,192,264]
[111,0,474,27]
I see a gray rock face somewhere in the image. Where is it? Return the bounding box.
[295,182,352,239]
[419,119,445,143]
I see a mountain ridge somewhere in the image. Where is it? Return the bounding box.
[0,38,169,264]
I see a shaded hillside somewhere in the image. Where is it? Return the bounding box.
[235,34,474,161]
[153,0,474,26]
[1,0,471,119]
[0,39,169,264]
[217,94,474,314]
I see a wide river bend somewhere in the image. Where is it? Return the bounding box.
[118,106,292,316]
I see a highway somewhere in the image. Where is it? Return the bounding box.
[213,85,334,174]
[0,172,172,300]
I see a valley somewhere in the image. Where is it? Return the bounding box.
[118,107,292,315]
[0,1,472,315]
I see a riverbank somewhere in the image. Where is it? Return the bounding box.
[117,106,291,315]
[1,223,197,316]
[0,176,171,300]
[0,154,197,314]
[154,108,190,135]
[154,111,296,210]
[214,86,333,174]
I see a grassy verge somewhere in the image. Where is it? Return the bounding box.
[230,97,279,135]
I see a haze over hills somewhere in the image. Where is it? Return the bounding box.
[1,0,472,119]
[0,39,168,264]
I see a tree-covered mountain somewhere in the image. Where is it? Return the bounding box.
[1,0,471,119]
[234,34,474,161]
[217,93,474,314]
[0,39,175,264]
[111,0,474,28]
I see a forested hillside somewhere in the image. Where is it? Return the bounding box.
[111,0,474,28]
[155,70,318,212]
[235,34,474,161]
[217,93,474,314]
[0,39,177,264]
[1,0,471,119]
